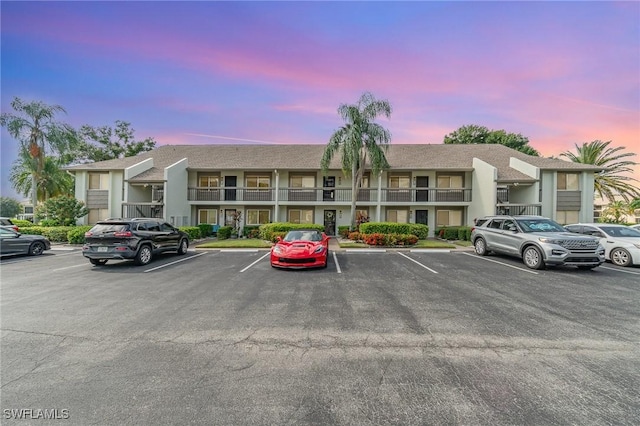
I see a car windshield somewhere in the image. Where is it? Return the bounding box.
[600,226,640,238]
[284,230,322,242]
[516,218,566,233]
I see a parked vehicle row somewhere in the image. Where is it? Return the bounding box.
[0,227,51,256]
[471,215,605,270]
[82,218,189,266]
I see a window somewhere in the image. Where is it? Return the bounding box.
[388,175,410,188]
[386,210,409,223]
[437,175,463,188]
[557,173,579,190]
[88,208,109,223]
[89,173,109,190]
[290,175,315,188]
[198,175,219,188]
[198,209,218,225]
[556,210,579,224]
[360,174,370,188]
[246,175,270,188]
[246,209,271,225]
[436,209,463,227]
[288,209,314,224]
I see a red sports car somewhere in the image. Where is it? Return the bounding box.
[270,229,329,269]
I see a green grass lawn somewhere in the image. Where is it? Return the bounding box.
[338,242,369,248]
[196,239,273,249]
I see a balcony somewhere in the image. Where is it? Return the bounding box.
[496,204,541,216]
[186,186,472,203]
[122,202,163,218]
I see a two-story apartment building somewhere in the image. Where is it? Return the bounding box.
[67,144,602,236]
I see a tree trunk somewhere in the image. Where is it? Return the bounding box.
[31,173,38,224]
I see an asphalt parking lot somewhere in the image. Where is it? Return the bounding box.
[1,246,639,425]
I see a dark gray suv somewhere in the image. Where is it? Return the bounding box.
[82,218,189,266]
[471,215,605,270]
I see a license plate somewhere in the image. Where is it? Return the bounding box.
[97,246,108,252]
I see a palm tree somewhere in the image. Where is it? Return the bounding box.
[0,97,76,216]
[560,140,640,203]
[321,92,392,230]
[9,148,73,201]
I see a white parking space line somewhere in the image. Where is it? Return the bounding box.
[332,251,342,274]
[144,252,208,273]
[53,263,86,272]
[50,247,76,251]
[397,252,438,274]
[461,252,539,275]
[600,265,640,275]
[240,252,270,273]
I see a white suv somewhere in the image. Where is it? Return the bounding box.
[471,215,605,270]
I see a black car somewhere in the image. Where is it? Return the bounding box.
[82,218,189,266]
[0,227,51,256]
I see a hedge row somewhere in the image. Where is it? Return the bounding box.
[358,222,429,239]
[436,226,472,241]
[18,225,203,243]
[258,222,324,242]
[349,232,418,246]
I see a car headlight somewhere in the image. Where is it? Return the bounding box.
[633,243,640,250]
[539,237,563,244]
[314,246,325,254]
[273,246,283,254]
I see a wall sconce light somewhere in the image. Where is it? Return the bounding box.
[338,177,342,185]
[339,210,342,218]
[409,210,413,218]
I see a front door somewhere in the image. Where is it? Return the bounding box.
[225,176,237,201]
[416,176,429,202]
[416,210,428,226]
[324,210,336,236]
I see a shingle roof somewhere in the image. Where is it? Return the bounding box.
[66,143,603,182]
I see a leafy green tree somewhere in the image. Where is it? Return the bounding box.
[322,92,392,230]
[71,120,156,163]
[560,140,640,203]
[0,197,22,218]
[9,147,73,201]
[0,97,77,215]
[443,124,539,156]
[630,198,640,212]
[35,195,89,226]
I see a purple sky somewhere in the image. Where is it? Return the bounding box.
[2,1,639,199]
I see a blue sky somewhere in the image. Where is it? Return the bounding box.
[2,1,639,199]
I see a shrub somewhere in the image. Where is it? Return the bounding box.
[338,226,350,238]
[67,226,93,244]
[436,226,471,241]
[179,227,201,241]
[348,231,363,242]
[259,222,324,241]
[198,223,212,238]
[360,222,412,235]
[243,226,261,239]
[38,219,59,227]
[408,224,429,240]
[34,195,88,226]
[19,226,74,242]
[362,233,386,246]
[12,219,34,228]
[217,226,233,240]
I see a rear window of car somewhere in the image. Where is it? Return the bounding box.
[0,218,15,226]
[89,224,130,234]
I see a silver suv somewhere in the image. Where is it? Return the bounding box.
[471,215,605,270]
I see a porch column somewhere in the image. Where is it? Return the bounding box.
[376,174,382,222]
[274,169,279,222]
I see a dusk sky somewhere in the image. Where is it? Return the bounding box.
[1,1,639,199]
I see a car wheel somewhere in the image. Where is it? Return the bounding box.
[90,259,108,266]
[177,238,188,255]
[523,246,545,270]
[135,245,153,266]
[610,248,631,267]
[29,241,45,256]
[474,238,488,256]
